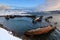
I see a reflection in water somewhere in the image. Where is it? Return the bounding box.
[0,14,60,40]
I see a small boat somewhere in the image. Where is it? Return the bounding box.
[0,15,60,40]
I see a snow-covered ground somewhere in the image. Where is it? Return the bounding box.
[0,28,22,40]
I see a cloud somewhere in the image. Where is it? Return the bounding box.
[36,0,60,11]
[0,4,10,9]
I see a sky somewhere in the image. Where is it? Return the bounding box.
[0,0,45,8]
[37,0,60,11]
[0,0,60,11]
[0,0,60,40]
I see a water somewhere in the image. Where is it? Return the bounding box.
[0,14,60,39]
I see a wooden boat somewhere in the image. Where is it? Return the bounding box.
[0,15,60,40]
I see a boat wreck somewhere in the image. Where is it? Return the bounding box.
[0,15,60,40]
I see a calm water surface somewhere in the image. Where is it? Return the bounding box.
[0,14,60,39]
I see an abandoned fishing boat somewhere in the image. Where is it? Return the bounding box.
[0,15,60,40]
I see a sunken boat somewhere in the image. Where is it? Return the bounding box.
[0,14,60,40]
